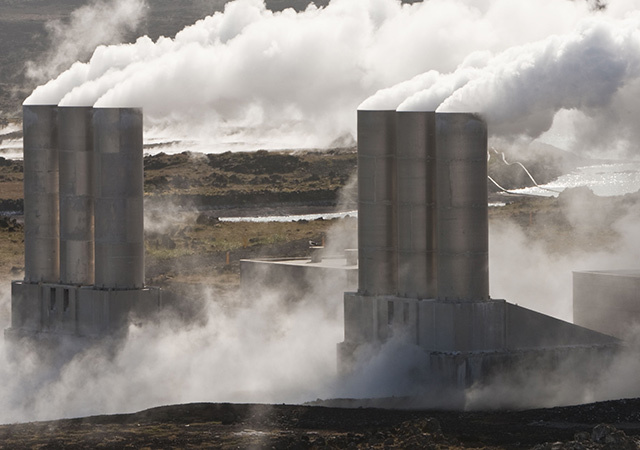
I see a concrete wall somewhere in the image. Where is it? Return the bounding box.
[435,113,488,302]
[10,281,161,338]
[355,111,488,301]
[343,294,506,352]
[574,270,640,339]
[340,108,618,387]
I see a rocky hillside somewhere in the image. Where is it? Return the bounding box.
[0,148,358,212]
[144,148,357,210]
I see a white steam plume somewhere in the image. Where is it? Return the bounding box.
[363,11,640,156]
[24,0,638,153]
[10,0,640,421]
[25,0,148,86]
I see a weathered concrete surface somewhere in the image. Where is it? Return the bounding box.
[574,270,640,339]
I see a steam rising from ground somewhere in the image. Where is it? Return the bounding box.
[22,0,640,154]
[0,278,344,423]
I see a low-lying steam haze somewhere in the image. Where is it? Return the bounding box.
[5,0,640,422]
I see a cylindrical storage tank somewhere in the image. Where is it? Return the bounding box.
[93,108,144,289]
[23,105,59,283]
[58,106,94,285]
[357,110,397,296]
[435,113,489,301]
[396,111,437,299]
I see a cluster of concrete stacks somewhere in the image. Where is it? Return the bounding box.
[339,110,619,387]
[7,105,160,340]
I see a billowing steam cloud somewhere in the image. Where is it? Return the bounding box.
[25,0,148,85]
[23,0,640,153]
[362,11,640,155]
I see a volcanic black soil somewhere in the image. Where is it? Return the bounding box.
[1,399,640,449]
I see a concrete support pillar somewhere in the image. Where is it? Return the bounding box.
[23,105,59,283]
[396,111,437,299]
[93,108,144,289]
[357,110,397,296]
[58,107,94,285]
[435,113,489,301]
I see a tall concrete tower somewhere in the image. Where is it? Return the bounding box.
[58,106,94,286]
[8,106,160,340]
[357,110,397,296]
[395,111,436,300]
[93,108,145,289]
[434,113,489,302]
[339,109,619,388]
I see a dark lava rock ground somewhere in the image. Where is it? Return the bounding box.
[1,399,640,449]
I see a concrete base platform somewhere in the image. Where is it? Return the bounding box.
[339,292,619,388]
[7,281,162,339]
[338,341,616,393]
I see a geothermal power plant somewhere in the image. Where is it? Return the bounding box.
[7,105,160,339]
[5,103,624,394]
[337,110,619,387]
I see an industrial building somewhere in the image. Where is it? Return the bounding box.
[8,102,625,392]
[337,110,619,387]
[7,105,160,340]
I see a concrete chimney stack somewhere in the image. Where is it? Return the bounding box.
[93,108,145,289]
[58,106,94,285]
[23,105,60,283]
[9,106,161,340]
[396,111,437,299]
[357,110,397,296]
[340,109,617,388]
[435,113,489,301]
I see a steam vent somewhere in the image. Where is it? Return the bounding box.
[338,110,619,388]
[6,105,161,340]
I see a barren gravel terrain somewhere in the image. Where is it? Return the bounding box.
[1,399,640,449]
